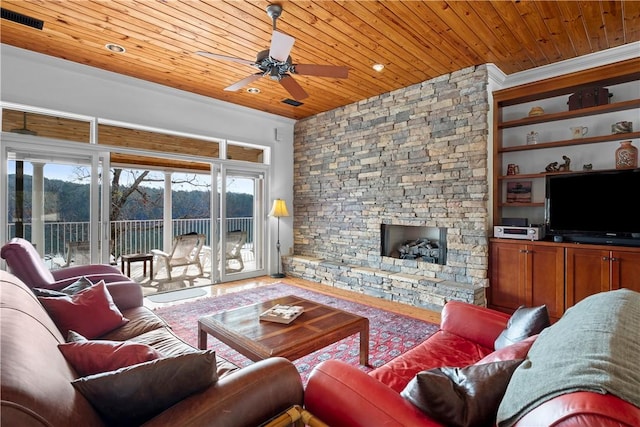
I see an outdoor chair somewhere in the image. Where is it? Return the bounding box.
[151,233,206,280]
[225,230,247,273]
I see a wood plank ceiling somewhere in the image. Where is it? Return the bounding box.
[1,1,639,120]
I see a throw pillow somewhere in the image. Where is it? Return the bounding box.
[60,276,93,294]
[494,305,550,350]
[38,280,129,339]
[59,340,162,376]
[401,359,524,427]
[72,350,217,426]
[67,330,88,342]
[32,277,93,298]
[32,287,68,298]
[477,335,538,365]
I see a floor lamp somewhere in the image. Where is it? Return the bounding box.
[269,199,289,278]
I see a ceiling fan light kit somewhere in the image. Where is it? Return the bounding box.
[196,4,348,101]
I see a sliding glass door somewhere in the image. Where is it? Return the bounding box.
[219,166,265,281]
[3,142,106,266]
[2,107,271,285]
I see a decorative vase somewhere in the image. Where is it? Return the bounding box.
[615,140,638,169]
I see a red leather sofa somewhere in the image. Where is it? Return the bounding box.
[304,300,640,427]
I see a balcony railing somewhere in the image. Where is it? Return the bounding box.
[7,217,253,261]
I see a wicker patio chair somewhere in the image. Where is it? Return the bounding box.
[151,233,205,280]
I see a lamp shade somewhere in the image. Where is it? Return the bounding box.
[269,199,290,218]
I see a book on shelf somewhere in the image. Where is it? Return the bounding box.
[259,304,304,324]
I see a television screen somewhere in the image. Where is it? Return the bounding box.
[546,169,640,237]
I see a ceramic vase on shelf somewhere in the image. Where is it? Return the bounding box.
[615,140,638,169]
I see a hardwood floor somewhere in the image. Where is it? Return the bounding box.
[143,274,441,325]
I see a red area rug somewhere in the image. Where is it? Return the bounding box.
[152,283,439,384]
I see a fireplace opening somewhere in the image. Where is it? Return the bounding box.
[380,224,447,265]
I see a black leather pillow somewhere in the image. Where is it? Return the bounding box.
[401,359,524,427]
[494,305,550,350]
[72,350,217,426]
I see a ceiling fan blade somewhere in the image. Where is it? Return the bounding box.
[196,51,255,66]
[224,74,262,92]
[279,75,309,100]
[269,30,295,62]
[293,64,349,79]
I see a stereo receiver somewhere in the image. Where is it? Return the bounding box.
[494,226,545,241]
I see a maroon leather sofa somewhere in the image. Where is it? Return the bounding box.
[304,300,640,427]
[0,267,304,426]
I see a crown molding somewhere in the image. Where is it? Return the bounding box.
[495,42,640,90]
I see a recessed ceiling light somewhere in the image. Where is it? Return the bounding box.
[246,87,261,94]
[372,63,385,72]
[105,43,126,53]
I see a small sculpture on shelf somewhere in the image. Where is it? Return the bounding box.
[583,164,593,171]
[545,162,559,172]
[544,155,571,173]
[558,155,571,172]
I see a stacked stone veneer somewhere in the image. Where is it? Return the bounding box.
[288,65,489,311]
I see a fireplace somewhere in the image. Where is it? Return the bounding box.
[380,224,447,265]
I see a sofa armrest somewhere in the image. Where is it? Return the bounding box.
[513,392,640,427]
[440,301,510,349]
[305,360,441,427]
[142,357,304,427]
[51,264,123,283]
[104,281,144,310]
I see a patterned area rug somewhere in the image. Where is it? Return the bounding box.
[152,283,439,384]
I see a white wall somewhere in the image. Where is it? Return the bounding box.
[0,44,295,275]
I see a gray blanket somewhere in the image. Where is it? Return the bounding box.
[497,288,640,427]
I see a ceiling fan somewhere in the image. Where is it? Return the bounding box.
[196,4,348,101]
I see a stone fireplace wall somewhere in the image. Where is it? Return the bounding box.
[287,65,489,310]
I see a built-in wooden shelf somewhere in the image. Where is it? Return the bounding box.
[498,99,640,129]
[499,131,640,153]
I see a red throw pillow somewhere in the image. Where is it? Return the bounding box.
[39,281,129,339]
[476,335,538,365]
[59,340,162,376]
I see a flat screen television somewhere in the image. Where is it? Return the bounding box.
[545,168,640,246]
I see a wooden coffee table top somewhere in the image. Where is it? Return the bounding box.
[198,295,370,365]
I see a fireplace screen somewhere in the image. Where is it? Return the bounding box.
[380,224,447,265]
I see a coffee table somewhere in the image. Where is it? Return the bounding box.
[198,295,370,366]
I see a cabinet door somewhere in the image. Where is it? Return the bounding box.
[611,250,640,293]
[566,248,610,306]
[527,245,565,321]
[489,242,526,312]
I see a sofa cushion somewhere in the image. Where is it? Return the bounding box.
[59,339,162,376]
[72,350,217,426]
[99,306,169,341]
[401,359,524,427]
[370,330,495,393]
[39,280,129,339]
[494,305,550,350]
